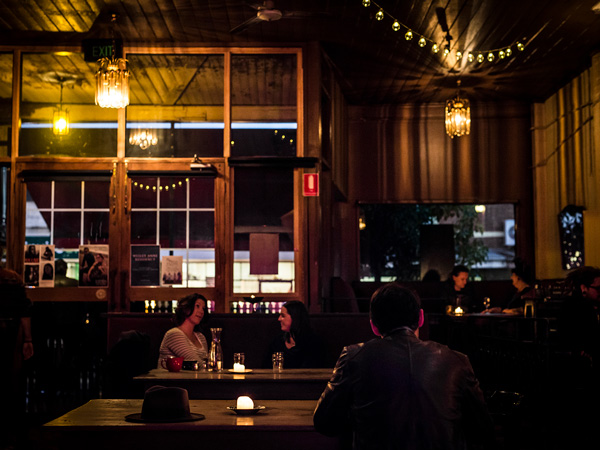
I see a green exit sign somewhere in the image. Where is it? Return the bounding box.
[82,39,123,62]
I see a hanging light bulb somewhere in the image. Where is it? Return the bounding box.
[456,51,463,63]
[405,30,413,40]
[517,42,525,51]
[362,0,371,6]
[53,78,69,136]
[467,52,475,62]
[487,52,495,62]
[445,80,471,139]
[392,20,400,31]
[418,37,427,47]
[505,48,512,57]
[476,53,485,63]
[376,8,384,20]
[499,50,506,59]
[432,44,439,53]
[95,14,130,108]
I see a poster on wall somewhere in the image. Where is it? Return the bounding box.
[79,245,109,287]
[161,255,183,286]
[131,245,160,287]
[24,244,55,287]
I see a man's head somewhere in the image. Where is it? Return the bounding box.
[370,283,423,336]
[566,266,600,301]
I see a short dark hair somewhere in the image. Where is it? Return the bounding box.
[565,266,600,298]
[449,265,469,279]
[370,283,421,334]
[174,293,208,328]
[512,258,533,284]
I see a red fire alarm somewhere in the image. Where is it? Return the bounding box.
[303,173,319,197]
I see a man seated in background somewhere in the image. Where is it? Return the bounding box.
[313,282,494,450]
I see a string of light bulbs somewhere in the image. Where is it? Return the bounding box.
[132,179,189,192]
[361,0,527,66]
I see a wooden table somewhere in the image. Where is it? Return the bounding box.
[134,368,334,400]
[39,399,345,450]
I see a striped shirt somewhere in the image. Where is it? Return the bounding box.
[158,327,208,367]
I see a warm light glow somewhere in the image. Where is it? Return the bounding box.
[95,57,130,108]
[454,306,464,315]
[475,205,486,213]
[362,0,370,6]
[359,217,367,230]
[236,396,254,409]
[376,8,384,20]
[129,129,158,150]
[418,37,426,47]
[404,30,413,40]
[392,20,400,31]
[445,83,471,139]
[53,108,69,136]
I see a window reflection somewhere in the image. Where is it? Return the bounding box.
[130,176,215,287]
[359,203,516,282]
[233,167,294,294]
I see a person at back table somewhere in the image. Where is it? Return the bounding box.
[266,300,324,368]
[441,265,476,313]
[313,283,494,450]
[484,258,533,315]
[158,293,209,367]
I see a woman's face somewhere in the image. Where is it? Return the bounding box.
[278,306,292,332]
[452,271,468,290]
[511,272,521,288]
[185,299,206,326]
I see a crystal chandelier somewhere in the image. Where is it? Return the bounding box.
[445,80,470,138]
[129,129,158,150]
[53,80,69,136]
[95,14,130,108]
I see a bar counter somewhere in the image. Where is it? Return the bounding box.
[39,399,345,450]
[134,368,333,400]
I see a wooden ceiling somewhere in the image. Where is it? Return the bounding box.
[1,0,599,104]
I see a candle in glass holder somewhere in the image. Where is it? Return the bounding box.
[233,363,245,372]
[236,396,254,409]
[454,306,464,316]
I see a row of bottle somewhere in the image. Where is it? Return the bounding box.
[231,301,285,314]
[132,299,215,314]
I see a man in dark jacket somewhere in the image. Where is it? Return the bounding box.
[313,282,494,450]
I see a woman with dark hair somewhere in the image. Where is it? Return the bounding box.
[157,293,209,367]
[503,258,533,315]
[266,300,324,368]
[441,265,475,313]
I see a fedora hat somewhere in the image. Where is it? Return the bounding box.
[125,386,205,423]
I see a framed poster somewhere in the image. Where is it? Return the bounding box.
[131,245,161,287]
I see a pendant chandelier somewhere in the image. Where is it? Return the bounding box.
[129,129,158,150]
[445,80,470,138]
[53,80,69,136]
[95,14,130,108]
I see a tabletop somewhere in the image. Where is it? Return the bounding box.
[133,368,334,400]
[135,367,334,382]
[40,399,345,450]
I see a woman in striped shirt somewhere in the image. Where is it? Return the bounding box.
[158,293,209,367]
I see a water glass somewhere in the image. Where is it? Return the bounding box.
[272,352,284,371]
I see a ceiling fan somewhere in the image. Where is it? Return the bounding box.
[230,1,327,34]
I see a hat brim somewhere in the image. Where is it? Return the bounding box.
[124,413,205,423]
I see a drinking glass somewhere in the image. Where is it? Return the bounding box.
[272,352,284,371]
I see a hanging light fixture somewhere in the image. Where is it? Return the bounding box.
[53,78,69,136]
[129,129,158,150]
[445,80,471,138]
[95,14,130,108]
